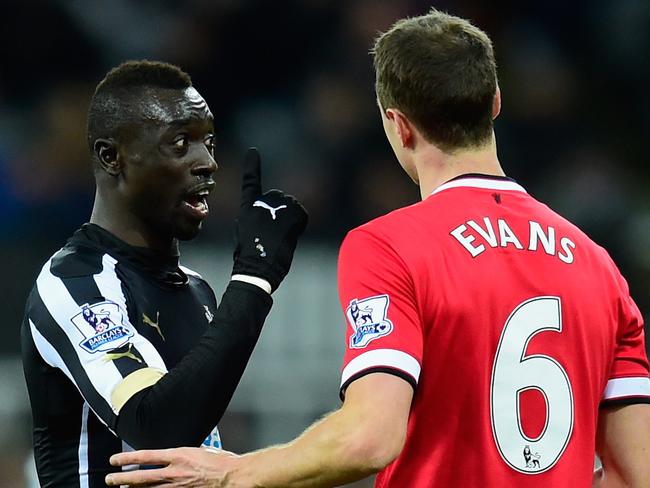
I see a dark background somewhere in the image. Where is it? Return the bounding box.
[0,1,648,486]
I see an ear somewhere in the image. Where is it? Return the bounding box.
[93,139,121,176]
[492,86,501,120]
[385,108,414,148]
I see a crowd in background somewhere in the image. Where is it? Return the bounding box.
[0,1,648,486]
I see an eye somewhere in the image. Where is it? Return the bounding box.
[204,135,215,153]
[172,135,189,151]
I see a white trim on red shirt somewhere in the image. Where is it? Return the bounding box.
[603,377,650,400]
[340,348,421,388]
[431,177,527,196]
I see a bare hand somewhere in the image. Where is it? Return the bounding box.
[105,447,247,487]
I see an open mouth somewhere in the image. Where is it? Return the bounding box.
[181,189,210,219]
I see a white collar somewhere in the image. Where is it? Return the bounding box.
[431,176,527,196]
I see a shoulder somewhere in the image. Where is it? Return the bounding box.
[339,207,425,280]
[28,242,128,319]
[341,201,427,257]
[530,197,628,289]
[178,264,216,302]
[534,198,619,263]
[179,264,204,280]
[46,241,109,279]
[179,264,213,288]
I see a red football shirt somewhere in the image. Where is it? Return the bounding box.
[338,175,650,487]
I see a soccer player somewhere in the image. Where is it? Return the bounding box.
[21,60,308,487]
[106,10,650,488]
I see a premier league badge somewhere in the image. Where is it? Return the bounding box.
[346,295,394,348]
[71,301,134,354]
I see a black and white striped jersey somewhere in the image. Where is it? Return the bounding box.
[22,223,221,487]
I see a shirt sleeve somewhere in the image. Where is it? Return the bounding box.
[338,228,422,398]
[601,271,650,405]
[26,255,167,431]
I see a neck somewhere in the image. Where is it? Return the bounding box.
[414,133,505,199]
[90,189,178,255]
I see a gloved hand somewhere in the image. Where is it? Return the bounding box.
[232,148,308,292]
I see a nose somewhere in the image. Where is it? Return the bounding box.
[191,152,218,178]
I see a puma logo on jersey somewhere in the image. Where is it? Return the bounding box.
[253,200,287,220]
[142,312,164,341]
[103,343,142,364]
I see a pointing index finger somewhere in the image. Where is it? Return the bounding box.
[241,147,262,208]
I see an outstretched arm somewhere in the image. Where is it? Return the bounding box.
[106,372,413,487]
[593,403,650,488]
[115,280,272,449]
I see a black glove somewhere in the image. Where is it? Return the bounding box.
[232,148,308,292]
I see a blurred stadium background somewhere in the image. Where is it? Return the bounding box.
[1,1,649,486]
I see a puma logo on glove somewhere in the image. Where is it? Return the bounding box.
[232,148,308,292]
[253,201,288,220]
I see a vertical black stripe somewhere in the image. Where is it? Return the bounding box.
[50,246,104,281]
[53,248,120,319]
[28,288,117,429]
[56,257,155,379]
[62,275,105,306]
[23,319,83,488]
[115,262,140,327]
[87,411,122,487]
[109,344,148,378]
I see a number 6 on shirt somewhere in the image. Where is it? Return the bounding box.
[490,296,574,474]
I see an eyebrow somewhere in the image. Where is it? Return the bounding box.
[165,115,214,129]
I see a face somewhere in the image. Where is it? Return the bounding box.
[119,87,217,241]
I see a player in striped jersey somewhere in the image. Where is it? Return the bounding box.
[21,60,307,487]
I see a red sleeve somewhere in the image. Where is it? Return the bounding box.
[601,272,650,405]
[338,228,422,398]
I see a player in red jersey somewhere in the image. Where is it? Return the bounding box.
[106,8,650,488]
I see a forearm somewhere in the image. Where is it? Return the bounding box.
[592,468,636,488]
[116,281,272,448]
[235,409,389,488]
[595,404,650,488]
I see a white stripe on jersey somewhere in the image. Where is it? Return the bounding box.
[29,318,74,377]
[30,317,114,433]
[34,254,167,416]
[94,254,167,375]
[603,377,650,400]
[179,264,203,279]
[78,402,90,488]
[431,178,527,196]
[35,259,125,411]
[340,348,421,388]
[120,440,140,473]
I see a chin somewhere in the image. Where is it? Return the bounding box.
[173,220,204,241]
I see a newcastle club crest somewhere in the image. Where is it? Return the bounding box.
[346,294,394,348]
[71,301,134,354]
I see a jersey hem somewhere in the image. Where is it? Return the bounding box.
[341,349,420,387]
[602,376,650,400]
[600,397,650,408]
[339,366,417,401]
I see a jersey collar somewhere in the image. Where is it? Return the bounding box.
[71,224,188,285]
[431,173,527,196]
